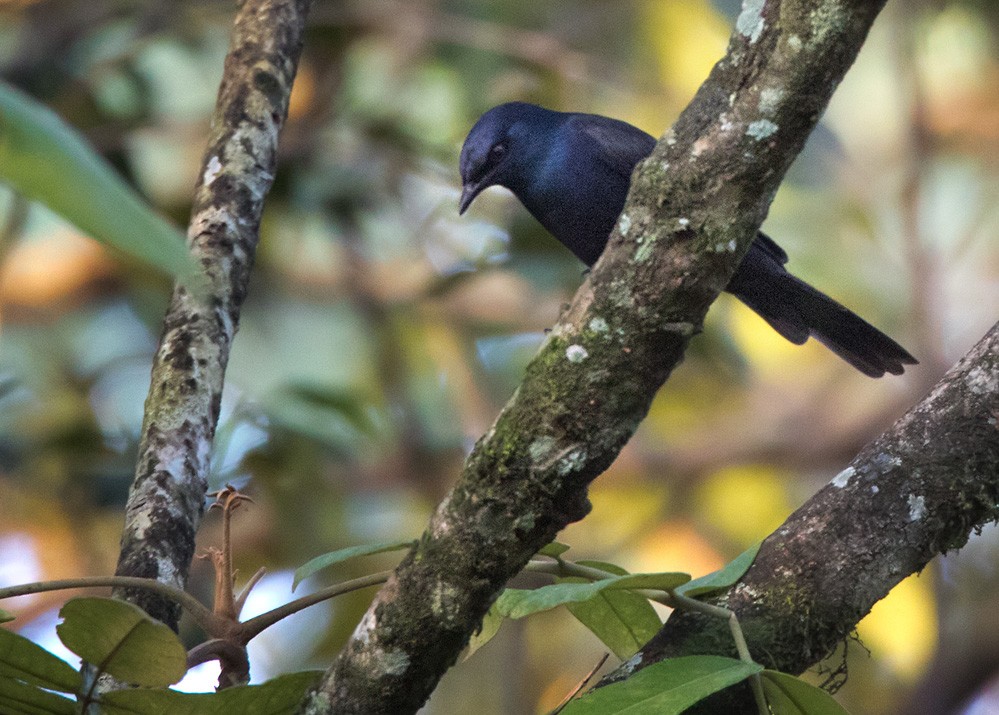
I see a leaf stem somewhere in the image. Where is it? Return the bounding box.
[235,571,391,643]
[0,577,219,634]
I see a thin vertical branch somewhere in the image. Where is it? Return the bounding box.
[113,0,312,629]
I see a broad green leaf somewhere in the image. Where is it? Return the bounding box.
[100,670,323,715]
[762,671,851,715]
[464,604,503,661]
[0,676,76,715]
[265,384,376,454]
[0,627,81,693]
[293,539,415,590]
[56,598,187,687]
[495,580,620,619]
[496,570,689,621]
[563,577,662,660]
[281,384,377,434]
[575,561,691,592]
[0,81,196,284]
[561,655,762,715]
[575,560,629,576]
[605,573,691,592]
[677,542,761,598]
[538,542,571,558]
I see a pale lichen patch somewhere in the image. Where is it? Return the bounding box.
[431,581,463,621]
[758,87,785,114]
[557,449,588,476]
[588,317,609,334]
[908,494,928,521]
[566,344,589,363]
[529,435,557,462]
[618,213,632,236]
[965,365,997,395]
[746,119,778,140]
[203,155,223,186]
[831,466,855,488]
[377,649,411,677]
[351,608,378,646]
[634,239,656,264]
[620,652,644,675]
[736,0,766,43]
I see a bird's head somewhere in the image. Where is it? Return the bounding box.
[459,102,557,214]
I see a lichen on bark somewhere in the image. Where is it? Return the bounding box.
[113,0,311,629]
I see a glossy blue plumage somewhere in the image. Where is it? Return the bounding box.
[459,103,916,377]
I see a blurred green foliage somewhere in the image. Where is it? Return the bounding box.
[0,1,996,713]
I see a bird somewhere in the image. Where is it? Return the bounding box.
[458,102,917,377]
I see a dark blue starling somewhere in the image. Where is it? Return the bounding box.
[459,102,916,377]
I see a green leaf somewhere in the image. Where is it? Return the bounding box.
[0,627,81,693]
[561,656,763,715]
[538,542,571,558]
[762,671,851,715]
[495,580,619,619]
[496,569,690,621]
[100,670,323,715]
[293,539,415,590]
[282,383,377,435]
[563,577,662,660]
[56,598,187,687]
[265,383,377,453]
[0,81,197,285]
[575,560,629,576]
[574,562,691,592]
[0,608,15,624]
[0,676,76,715]
[677,542,761,598]
[464,604,503,661]
[605,573,691,592]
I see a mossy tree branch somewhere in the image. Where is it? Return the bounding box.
[304,0,891,712]
[113,0,311,629]
[606,321,999,713]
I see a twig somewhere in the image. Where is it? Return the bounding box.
[0,576,218,634]
[235,571,391,643]
[549,653,610,715]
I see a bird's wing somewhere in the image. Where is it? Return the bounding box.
[754,232,789,265]
[574,115,791,267]
[571,114,657,180]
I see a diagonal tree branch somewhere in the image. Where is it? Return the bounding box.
[608,320,999,713]
[304,0,891,712]
[113,0,311,629]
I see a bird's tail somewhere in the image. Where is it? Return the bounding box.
[726,237,917,377]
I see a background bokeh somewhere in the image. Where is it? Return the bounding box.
[0,1,997,713]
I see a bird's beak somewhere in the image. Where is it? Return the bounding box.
[459,181,483,215]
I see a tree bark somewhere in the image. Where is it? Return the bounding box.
[304,0,891,712]
[606,321,999,713]
[113,0,311,630]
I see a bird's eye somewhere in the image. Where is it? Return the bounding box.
[488,143,507,162]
